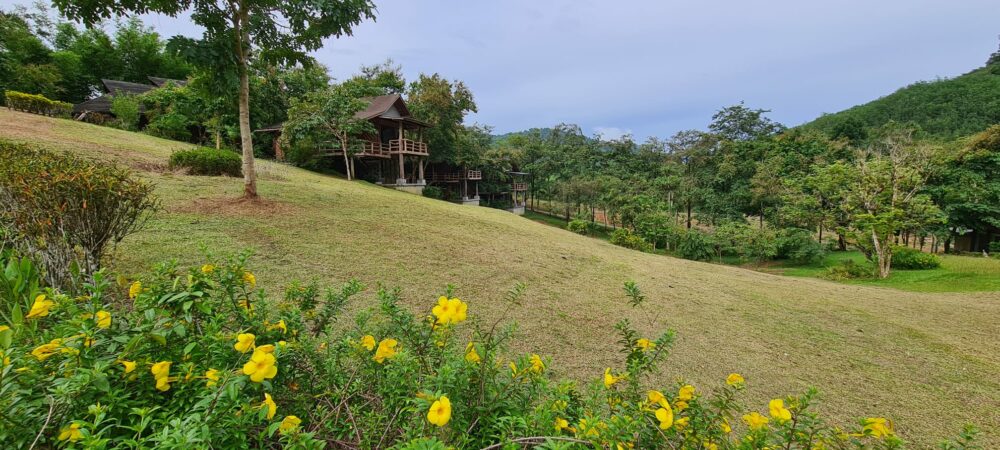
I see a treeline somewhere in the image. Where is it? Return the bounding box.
[498,103,1000,278]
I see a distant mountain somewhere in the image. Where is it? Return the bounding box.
[492,127,554,143]
[801,62,1000,139]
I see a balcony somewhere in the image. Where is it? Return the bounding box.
[513,182,528,191]
[465,170,482,180]
[429,170,483,182]
[324,140,390,158]
[389,138,428,155]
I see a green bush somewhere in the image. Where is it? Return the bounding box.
[110,94,141,131]
[4,90,72,117]
[145,111,193,141]
[0,140,158,290]
[609,228,652,252]
[421,185,444,200]
[776,228,826,265]
[825,259,876,280]
[169,147,243,177]
[988,241,1000,257]
[676,229,714,261]
[566,219,591,235]
[0,248,938,449]
[891,246,941,270]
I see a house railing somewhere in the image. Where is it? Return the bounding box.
[513,182,528,191]
[389,138,428,155]
[465,170,482,180]
[429,170,483,182]
[323,140,390,158]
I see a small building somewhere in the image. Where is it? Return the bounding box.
[426,164,482,205]
[72,77,187,122]
[257,93,431,193]
[508,171,529,215]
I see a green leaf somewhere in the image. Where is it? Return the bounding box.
[183,342,197,355]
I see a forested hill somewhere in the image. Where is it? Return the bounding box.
[801,62,1000,139]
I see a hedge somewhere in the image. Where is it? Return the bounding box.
[4,90,73,117]
[169,147,243,177]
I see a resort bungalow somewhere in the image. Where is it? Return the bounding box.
[72,77,187,122]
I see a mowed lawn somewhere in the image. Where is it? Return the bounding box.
[3,110,999,447]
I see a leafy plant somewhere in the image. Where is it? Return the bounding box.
[169,147,243,177]
[825,259,876,280]
[4,90,72,117]
[566,219,591,235]
[609,228,652,252]
[776,228,827,264]
[891,246,941,270]
[675,229,714,261]
[110,94,141,131]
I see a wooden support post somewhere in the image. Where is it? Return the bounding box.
[418,158,425,182]
[397,122,405,184]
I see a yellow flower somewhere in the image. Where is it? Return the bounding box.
[431,296,468,325]
[703,441,718,450]
[205,368,220,387]
[743,412,770,430]
[120,360,137,374]
[655,407,674,429]
[862,418,893,438]
[427,395,452,427]
[720,419,732,433]
[155,377,172,392]
[234,333,256,353]
[151,361,171,379]
[603,368,620,388]
[129,281,142,299]
[636,338,655,351]
[361,335,376,351]
[509,362,518,377]
[256,344,276,354]
[678,384,695,401]
[279,415,301,434]
[31,339,62,361]
[243,348,278,382]
[529,354,545,373]
[675,417,690,430]
[262,393,277,420]
[58,423,83,442]
[273,320,287,334]
[1,349,10,367]
[769,399,792,423]
[373,338,398,363]
[243,271,256,288]
[0,325,9,332]
[201,264,215,274]
[647,390,669,408]
[465,343,481,364]
[554,417,570,432]
[726,373,744,386]
[26,295,55,319]
[95,310,112,329]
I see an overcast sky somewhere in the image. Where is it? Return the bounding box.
[6,0,998,140]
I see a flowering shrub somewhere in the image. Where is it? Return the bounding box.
[0,249,977,448]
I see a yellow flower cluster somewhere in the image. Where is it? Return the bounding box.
[635,338,655,351]
[769,398,792,423]
[151,361,173,391]
[863,417,894,438]
[373,338,398,363]
[279,415,301,434]
[242,271,256,288]
[58,423,83,442]
[129,281,143,299]
[234,333,256,353]
[431,296,468,325]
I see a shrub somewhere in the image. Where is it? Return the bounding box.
[421,185,444,200]
[145,111,193,141]
[169,147,243,177]
[988,240,1000,257]
[4,90,73,117]
[0,140,158,290]
[566,218,591,235]
[110,94,141,131]
[776,228,827,264]
[825,259,876,280]
[891,246,941,270]
[610,228,652,252]
[0,248,938,449]
[675,229,714,261]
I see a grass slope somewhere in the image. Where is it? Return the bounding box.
[3,110,999,447]
[802,64,1000,138]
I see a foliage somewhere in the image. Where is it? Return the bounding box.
[825,260,876,280]
[675,229,715,262]
[3,89,72,116]
[0,140,158,290]
[775,228,826,265]
[0,246,942,449]
[713,222,779,264]
[421,186,444,200]
[890,246,941,270]
[140,84,207,142]
[566,219,592,235]
[609,228,652,252]
[109,94,141,131]
[928,125,1000,251]
[168,147,243,177]
[990,241,1000,256]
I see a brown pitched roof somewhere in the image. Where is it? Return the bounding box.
[100,79,156,96]
[354,94,409,119]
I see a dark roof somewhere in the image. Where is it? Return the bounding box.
[255,94,430,133]
[256,123,283,132]
[148,76,188,87]
[73,95,112,115]
[100,79,157,96]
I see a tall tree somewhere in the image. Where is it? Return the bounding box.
[54,0,376,198]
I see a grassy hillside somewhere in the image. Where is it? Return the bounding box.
[2,109,998,447]
[803,64,1000,138]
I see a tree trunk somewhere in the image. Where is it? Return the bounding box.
[872,229,892,279]
[686,200,692,229]
[837,233,847,251]
[341,137,352,180]
[239,40,257,199]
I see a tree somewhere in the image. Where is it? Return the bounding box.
[281,81,377,180]
[930,125,1000,251]
[842,126,944,278]
[407,73,477,166]
[54,0,377,198]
